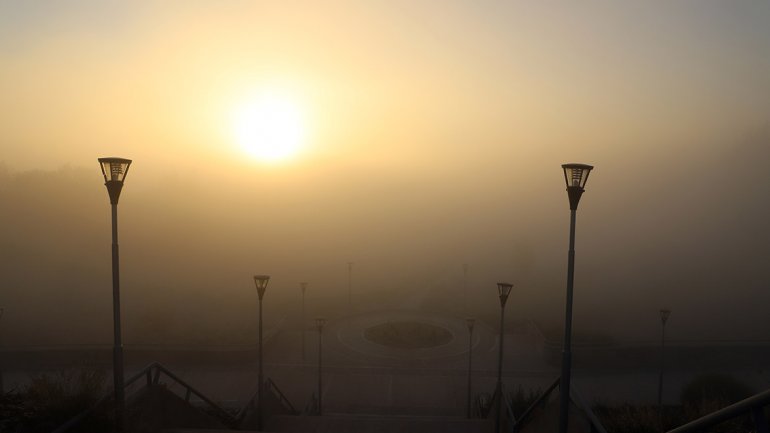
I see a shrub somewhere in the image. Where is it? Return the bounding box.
[681,374,753,409]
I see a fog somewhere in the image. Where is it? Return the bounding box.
[1,128,769,347]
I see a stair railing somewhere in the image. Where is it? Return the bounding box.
[666,387,770,433]
[53,362,237,433]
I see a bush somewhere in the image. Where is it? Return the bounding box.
[681,374,753,409]
[593,404,659,433]
[0,368,110,433]
[679,374,754,433]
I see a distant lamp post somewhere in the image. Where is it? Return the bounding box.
[0,308,4,395]
[658,308,671,423]
[347,262,353,312]
[253,274,270,431]
[495,282,513,433]
[300,282,308,363]
[466,317,476,419]
[315,317,327,415]
[463,264,469,314]
[558,163,593,433]
[98,157,132,433]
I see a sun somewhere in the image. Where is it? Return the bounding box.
[232,92,306,162]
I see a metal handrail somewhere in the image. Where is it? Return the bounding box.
[503,388,517,425]
[666,387,770,433]
[53,362,237,433]
[151,363,236,425]
[571,384,608,433]
[266,377,298,414]
[513,376,560,430]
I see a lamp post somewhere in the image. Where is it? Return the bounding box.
[463,264,469,314]
[658,308,671,427]
[347,262,353,312]
[495,282,513,433]
[558,163,593,433]
[315,317,327,415]
[98,157,131,433]
[0,308,4,396]
[466,317,476,419]
[300,282,308,363]
[253,274,270,431]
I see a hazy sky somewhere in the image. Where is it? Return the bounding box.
[1,1,769,344]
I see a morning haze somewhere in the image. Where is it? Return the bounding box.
[1,1,769,432]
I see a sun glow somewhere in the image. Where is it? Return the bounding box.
[233,92,306,162]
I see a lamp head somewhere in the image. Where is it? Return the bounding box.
[315,317,327,330]
[253,275,270,300]
[466,317,475,332]
[660,308,671,325]
[497,282,513,307]
[561,163,593,210]
[98,157,132,204]
[300,282,308,294]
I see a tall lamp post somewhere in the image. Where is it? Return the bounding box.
[253,275,270,431]
[347,262,353,312]
[558,163,593,433]
[495,282,513,433]
[0,308,4,395]
[315,317,327,415]
[98,157,132,433]
[466,317,476,419]
[300,282,308,363]
[658,308,671,425]
[463,264,469,314]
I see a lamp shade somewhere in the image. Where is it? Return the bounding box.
[497,282,513,306]
[254,275,270,299]
[315,317,327,329]
[300,282,308,294]
[561,163,593,190]
[98,158,132,183]
[466,317,476,332]
[660,308,671,325]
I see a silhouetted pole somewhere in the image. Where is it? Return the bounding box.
[466,317,476,418]
[347,262,353,312]
[0,308,4,395]
[495,283,513,433]
[301,282,308,363]
[316,317,327,415]
[253,275,270,431]
[98,157,132,433]
[463,264,469,314]
[658,308,671,428]
[559,163,593,433]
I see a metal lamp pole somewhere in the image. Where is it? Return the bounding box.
[316,317,327,415]
[463,264,469,314]
[558,163,593,433]
[98,157,132,433]
[466,317,476,419]
[495,282,513,433]
[658,308,671,427]
[254,275,270,431]
[347,262,353,312]
[301,282,308,363]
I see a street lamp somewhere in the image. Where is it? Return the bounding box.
[658,308,671,426]
[466,317,476,419]
[347,262,353,312]
[463,264,469,314]
[315,317,327,415]
[495,282,513,433]
[253,274,270,431]
[98,157,132,433]
[300,282,308,363]
[558,163,593,433]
